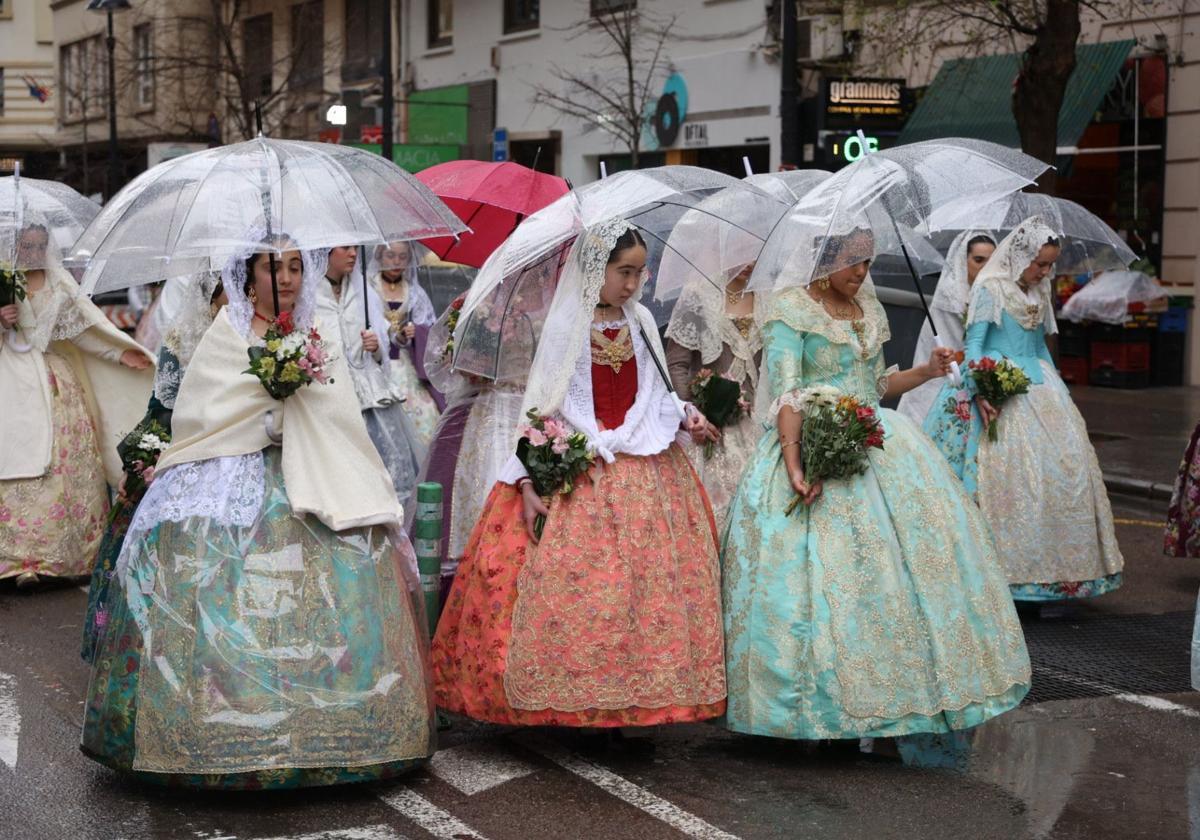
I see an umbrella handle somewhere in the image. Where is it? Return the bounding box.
[934,334,963,387]
[361,245,370,331]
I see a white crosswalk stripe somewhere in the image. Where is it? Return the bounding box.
[0,672,19,771]
[428,741,538,795]
[516,733,743,840]
[378,787,490,840]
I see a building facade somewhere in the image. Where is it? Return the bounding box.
[0,0,57,177]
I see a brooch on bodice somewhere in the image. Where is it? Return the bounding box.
[590,325,635,373]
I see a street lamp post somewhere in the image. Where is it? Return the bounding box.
[87,0,132,200]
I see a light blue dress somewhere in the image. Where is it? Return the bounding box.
[721,286,1030,740]
[922,273,1124,602]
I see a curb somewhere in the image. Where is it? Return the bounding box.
[1104,474,1174,502]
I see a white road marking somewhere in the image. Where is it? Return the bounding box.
[516,734,743,840]
[378,788,490,840]
[252,826,409,840]
[1039,666,1123,696]
[429,741,537,795]
[0,672,19,770]
[1113,693,1200,719]
[77,584,90,594]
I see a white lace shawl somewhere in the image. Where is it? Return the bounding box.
[14,261,92,352]
[968,216,1059,336]
[664,270,765,388]
[370,271,436,327]
[220,230,324,340]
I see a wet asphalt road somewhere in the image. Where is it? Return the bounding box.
[2,382,1199,840]
[1,492,1196,840]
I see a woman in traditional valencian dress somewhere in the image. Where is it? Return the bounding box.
[896,231,995,426]
[432,221,727,727]
[0,224,154,588]
[81,238,435,789]
[318,245,424,510]
[372,241,441,447]
[81,272,226,661]
[666,261,763,526]
[923,217,1123,602]
[721,230,1030,743]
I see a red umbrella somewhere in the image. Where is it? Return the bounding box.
[416,160,568,268]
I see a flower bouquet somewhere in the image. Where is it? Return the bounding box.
[441,294,465,362]
[515,409,595,539]
[245,310,335,400]
[0,266,27,307]
[116,418,171,499]
[689,368,751,458]
[786,386,885,515]
[968,357,1030,441]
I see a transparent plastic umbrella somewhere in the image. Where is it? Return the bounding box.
[72,136,467,296]
[657,180,806,302]
[449,167,781,383]
[969,193,1137,276]
[744,169,833,203]
[0,164,100,269]
[747,138,1048,293]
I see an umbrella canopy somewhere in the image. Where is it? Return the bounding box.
[744,169,833,203]
[970,193,1137,276]
[0,166,100,270]
[71,137,467,295]
[747,138,1048,293]
[416,160,569,268]
[450,166,781,382]
[1060,270,1167,325]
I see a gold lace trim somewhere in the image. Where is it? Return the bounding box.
[590,325,634,373]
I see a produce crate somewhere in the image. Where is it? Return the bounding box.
[1158,307,1190,333]
[1090,340,1151,372]
[1089,367,1151,389]
[1059,355,1089,385]
[1153,330,1187,387]
[1058,320,1089,357]
[1090,319,1157,343]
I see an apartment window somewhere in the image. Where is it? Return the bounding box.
[428,0,452,48]
[134,23,153,109]
[60,37,105,121]
[242,14,274,98]
[0,68,5,117]
[290,0,325,92]
[503,0,538,33]
[590,0,635,15]
[343,0,385,83]
[0,0,10,19]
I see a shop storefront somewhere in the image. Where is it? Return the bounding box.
[801,76,915,170]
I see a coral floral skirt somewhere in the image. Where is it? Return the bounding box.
[431,444,727,726]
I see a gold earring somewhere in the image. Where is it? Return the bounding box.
[815,277,831,291]
[248,288,258,304]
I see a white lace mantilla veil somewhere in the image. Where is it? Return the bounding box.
[931,230,992,318]
[153,271,222,407]
[13,235,93,352]
[664,265,767,369]
[220,228,325,340]
[370,242,436,326]
[968,215,1060,336]
[516,218,684,462]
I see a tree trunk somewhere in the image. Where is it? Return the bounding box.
[1012,0,1081,195]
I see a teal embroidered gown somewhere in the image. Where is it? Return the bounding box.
[922,275,1124,602]
[721,286,1030,740]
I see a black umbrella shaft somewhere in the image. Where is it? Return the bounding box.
[268,250,280,317]
[361,245,370,331]
[638,323,675,394]
[888,214,938,338]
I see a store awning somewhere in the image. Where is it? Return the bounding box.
[899,40,1135,148]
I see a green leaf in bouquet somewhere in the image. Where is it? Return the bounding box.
[702,376,745,428]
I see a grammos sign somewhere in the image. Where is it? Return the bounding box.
[823,77,910,127]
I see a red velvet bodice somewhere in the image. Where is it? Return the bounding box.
[591,327,638,430]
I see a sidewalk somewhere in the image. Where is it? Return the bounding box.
[1070,383,1200,498]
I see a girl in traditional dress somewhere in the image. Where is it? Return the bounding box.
[896,231,995,425]
[721,229,1030,743]
[0,224,154,588]
[81,272,226,661]
[923,217,1124,601]
[319,245,425,511]
[666,261,763,526]
[372,241,441,447]
[432,221,727,727]
[81,237,435,789]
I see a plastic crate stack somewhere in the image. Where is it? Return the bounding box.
[1088,315,1156,388]
[1057,320,1090,385]
[1152,297,1191,387]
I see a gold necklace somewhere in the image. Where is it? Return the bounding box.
[725,284,747,306]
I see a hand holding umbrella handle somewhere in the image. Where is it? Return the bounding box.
[934,334,963,387]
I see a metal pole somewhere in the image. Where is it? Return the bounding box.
[361,244,370,330]
[381,0,395,162]
[413,482,444,637]
[779,0,800,168]
[104,8,120,199]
